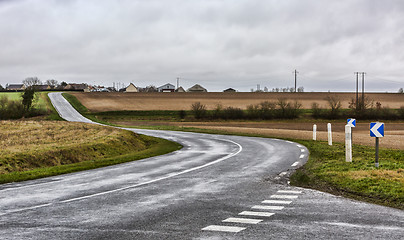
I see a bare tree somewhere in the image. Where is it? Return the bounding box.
[23,77,42,87]
[45,79,58,88]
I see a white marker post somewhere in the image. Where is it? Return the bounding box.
[313,124,317,141]
[327,123,332,145]
[347,118,356,144]
[345,125,352,162]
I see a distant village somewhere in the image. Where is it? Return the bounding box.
[1,81,232,93]
[1,78,304,93]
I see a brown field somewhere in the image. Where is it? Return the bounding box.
[71,92,404,112]
[70,91,404,149]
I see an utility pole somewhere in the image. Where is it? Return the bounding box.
[293,69,299,92]
[354,72,359,110]
[362,72,366,109]
[176,77,180,89]
[354,72,366,110]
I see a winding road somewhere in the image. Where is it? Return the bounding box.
[0,92,402,239]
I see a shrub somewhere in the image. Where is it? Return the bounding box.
[222,107,244,120]
[398,106,404,119]
[0,96,24,119]
[178,110,186,119]
[311,102,324,119]
[326,96,342,119]
[212,104,223,119]
[191,102,207,119]
[275,99,302,119]
[260,101,276,119]
[246,104,261,119]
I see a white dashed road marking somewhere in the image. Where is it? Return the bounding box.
[277,190,302,194]
[222,217,263,224]
[252,205,284,210]
[279,172,288,176]
[300,148,305,152]
[262,200,292,205]
[239,211,275,217]
[202,225,246,233]
[299,154,305,159]
[291,161,299,167]
[270,194,299,199]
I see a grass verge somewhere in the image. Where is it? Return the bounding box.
[0,121,181,184]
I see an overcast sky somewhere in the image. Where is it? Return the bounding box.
[1,0,404,92]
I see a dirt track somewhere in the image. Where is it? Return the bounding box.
[71,92,404,112]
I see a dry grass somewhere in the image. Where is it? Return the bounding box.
[1,121,120,154]
[347,169,404,182]
[71,92,404,112]
[0,121,147,174]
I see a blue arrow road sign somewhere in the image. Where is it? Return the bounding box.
[347,118,356,127]
[370,122,384,137]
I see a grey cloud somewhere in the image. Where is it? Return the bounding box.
[0,0,404,91]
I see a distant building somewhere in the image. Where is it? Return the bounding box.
[158,83,176,92]
[175,86,185,92]
[187,84,207,92]
[6,84,24,91]
[125,83,139,92]
[33,85,53,91]
[223,88,236,92]
[64,83,88,91]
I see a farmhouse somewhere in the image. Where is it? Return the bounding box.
[224,88,236,92]
[6,84,24,91]
[64,83,88,91]
[187,84,207,92]
[175,86,185,92]
[34,85,53,91]
[158,83,175,92]
[125,83,139,92]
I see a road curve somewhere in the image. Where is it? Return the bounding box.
[0,92,402,239]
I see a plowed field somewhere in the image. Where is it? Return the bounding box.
[71,92,404,112]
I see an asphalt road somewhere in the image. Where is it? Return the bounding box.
[0,92,402,239]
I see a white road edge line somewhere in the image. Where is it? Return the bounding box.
[291,161,299,167]
[279,172,288,176]
[202,225,246,233]
[0,203,53,217]
[222,217,263,224]
[300,148,305,152]
[299,154,305,159]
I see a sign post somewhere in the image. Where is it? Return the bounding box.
[347,118,356,143]
[370,122,384,168]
